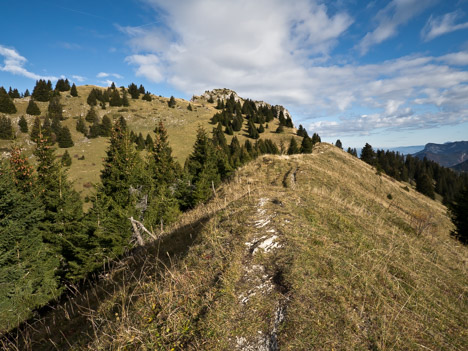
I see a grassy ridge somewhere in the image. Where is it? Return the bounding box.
[0,86,299,199]
[4,144,466,350]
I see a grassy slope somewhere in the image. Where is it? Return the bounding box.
[0,86,299,198]
[4,144,466,350]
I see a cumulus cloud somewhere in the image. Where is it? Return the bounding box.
[72,75,86,82]
[0,44,57,80]
[422,11,468,41]
[96,72,123,79]
[358,0,436,55]
[119,0,468,138]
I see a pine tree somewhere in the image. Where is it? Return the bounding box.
[88,120,101,138]
[449,187,468,244]
[248,120,259,139]
[311,133,321,144]
[18,115,28,133]
[109,89,122,107]
[85,107,99,123]
[0,116,14,140]
[168,96,176,108]
[48,96,63,120]
[416,173,435,199]
[122,92,130,107]
[32,80,51,102]
[139,84,146,94]
[24,89,30,97]
[87,89,98,106]
[145,134,154,151]
[51,116,62,137]
[0,162,60,328]
[142,92,152,101]
[300,136,313,153]
[55,78,70,92]
[187,103,193,111]
[70,83,78,97]
[61,150,72,166]
[136,132,146,150]
[287,137,300,155]
[58,126,74,148]
[100,115,112,137]
[76,117,88,135]
[0,88,17,114]
[26,98,41,115]
[9,146,35,192]
[335,139,343,149]
[128,83,140,99]
[30,116,42,142]
[361,143,376,165]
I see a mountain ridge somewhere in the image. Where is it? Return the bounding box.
[413,141,468,167]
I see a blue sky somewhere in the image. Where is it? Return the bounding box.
[1,0,468,148]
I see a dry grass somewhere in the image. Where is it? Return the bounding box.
[1,86,300,199]
[2,144,466,350]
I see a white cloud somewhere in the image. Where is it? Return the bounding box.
[358,0,436,55]
[119,0,468,138]
[99,79,116,87]
[0,44,57,81]
[422,11,468,41]
[96,72,123,79]
[72,75,86,82]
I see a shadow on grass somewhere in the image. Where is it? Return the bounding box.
[1,214,212,351]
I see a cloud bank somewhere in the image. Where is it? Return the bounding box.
[119,0,468,138]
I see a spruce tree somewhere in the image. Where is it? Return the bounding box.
[248,120,259,139]
[30,116,42,142]
[26,98,41,115]
[100,115,112,137]
[109,89,122,107]
[76,117,88,135]
[24,89,30,97]
[145,134,154,151]
[416,173,435,199]
[58,126,74,148]
[335,139,343,149]
[300,136,313,153]
[18,115,28,133]
[48,96,64,120]
[287,137,300,155]
[0,88,17,114]
[450,187,468,244]
[87,89,97,106]
[122,92,130,107]
[32,80,51,102]
[311,133,321,144]
[128,83,140,99]
[361,143,376,165]
[85,107,99,123]
[276,124,284,133]
[139,84,146,94]
[136,132,146,150]
[187,103,193,111]
[70,83,78,97]
[168,96,176,108]
[0,116,14,139]
[61,150,72,166]
[142,92,152,101]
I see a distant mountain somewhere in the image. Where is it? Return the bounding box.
[413,141,468,167]
[451,159,468,173]
[385,145,425,155]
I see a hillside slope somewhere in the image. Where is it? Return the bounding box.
[3,144,467,350]
[413,141,468,167]
[0,86,300,198]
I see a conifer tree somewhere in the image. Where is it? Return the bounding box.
[0,88,17,114]
[24,89,30,97]
[122,92,130,107]
[0,162,60,328]
[0,116,14,139]
[136,132,146,150]
[76,117,88,135]
[187,103,193,111]
[85,107,99,123]
[30,116,42,142]
[32,79,51,102]
[109,89,122,107]
[128,83,140,99]
[87,89,97,106]
[61,150,72,166]
[48,96,64,120]
[450,187,468,244]
[168,96,176,108]
[300,136,313,153]
[335,139,343,149]
[142,92,152,101]
[248,120,259,139]
[138,84,146,94]
[287,137,300,155]
[26,98,41,115]
[18,115,28,133]
[58,126,74,148]
[70,83,78,97]
[276,124,284,133]
[361,143,376,165]
[9,146,35,192]
[100,115,112,137]
[145,134,154,151]
[311,132,321,144]
[416,173,435,199]
[88,120,101,138]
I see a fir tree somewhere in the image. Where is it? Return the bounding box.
[187,103,193,111]
[142,92,152,101]
[135,132,146,150]
[128,83,140,99]
[0,116,14,140]
[48,96,63,120]
[85,107,99,123]
[55,78,70,92]
[145,134,154,151]
[335,139,343,149]
[139,84,146,94]
[26,98,41,115]
[361,143,376,165]
[100,115,112,137]
[248,120,259,139]
[311,133,321,144]
[24,89,30,97]
[61,150,72,166]
[287,137,300,155]
[32,80,51,102]
[70,83,78,97]
[88,120,101,138]
[0,88,17,114]
[87,89,98,106]
[51,116,62,136]
[168,96,176,108]
[109,89,122,107]
[416,173,435,199]
[450,187,468,244]
[57,126,74,148]
[300,136,313,153]
[18,115,28,133]
[76,117,88,135]
[30,116,42,142]
[122,92,130,107]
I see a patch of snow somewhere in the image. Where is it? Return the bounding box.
[253,235,281,254]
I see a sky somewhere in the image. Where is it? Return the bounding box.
[1,0,468,148]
